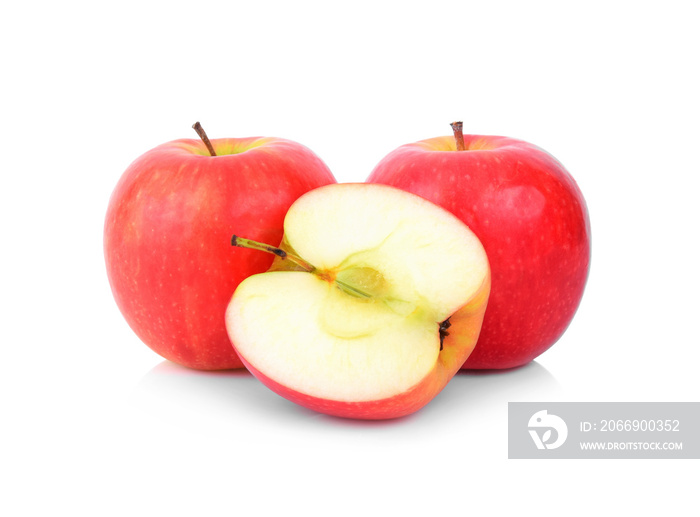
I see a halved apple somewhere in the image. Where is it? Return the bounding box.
[225,183,490,419]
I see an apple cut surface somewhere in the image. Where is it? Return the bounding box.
[230,272,439,402]
[226,183,490,419]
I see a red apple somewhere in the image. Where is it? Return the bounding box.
[367,123,590,369]
[104,124,336,370]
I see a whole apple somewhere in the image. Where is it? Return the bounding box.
[367,124,590,369]
[104,124,336,370]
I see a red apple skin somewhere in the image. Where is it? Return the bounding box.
[229,274,490,420]
[104,137,336,370]
[367,135,590,369]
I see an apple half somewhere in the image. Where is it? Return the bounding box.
[225,183,490,419]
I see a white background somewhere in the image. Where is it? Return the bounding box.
[2,0,698,514]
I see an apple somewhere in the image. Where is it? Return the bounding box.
[367,122,590,369]
[104,123,336,370]
[225,183,491,419]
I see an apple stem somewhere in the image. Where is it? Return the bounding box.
[450,121,466,151]
[231,234,375,299]
[192,121,217,156]
[231,235,316,273]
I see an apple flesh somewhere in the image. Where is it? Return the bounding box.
[225,183,490,419]
[104,133,336,370]
[367,130,590,369]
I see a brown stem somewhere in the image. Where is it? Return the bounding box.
[450,121,466,151]
[230,235,374,298]
[192,121,217,156]
[231,235,316,272]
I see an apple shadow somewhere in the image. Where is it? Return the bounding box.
[129,360,326,429]
[130,359,561,431]
[419,361,562,419]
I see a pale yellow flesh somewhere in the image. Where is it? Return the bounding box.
[229,272,439,401]
[227,184,489,402]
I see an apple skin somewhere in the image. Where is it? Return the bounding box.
[104,137,336,370]
[367,135,590,369]
[231,273,490,420]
